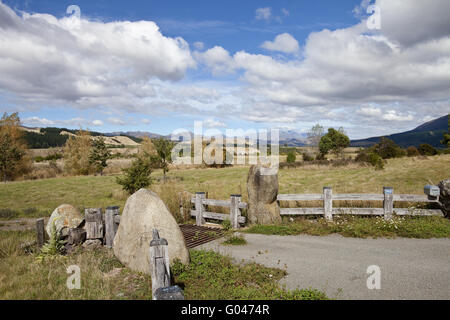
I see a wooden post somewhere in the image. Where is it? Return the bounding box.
[150,229,170,300]
[36,218,45,248]
[105,206,119,248]
[383,187,394,220]
[230,194,241,229]
[179,194,184,221]
[323,187,333,221]
[195,192,206,226]
[85,208,104,240]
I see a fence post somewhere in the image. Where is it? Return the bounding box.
[195,192,206,226]
[150,229,170,300]
[323,187,333,221]
[36,218,45,248]
[383,187,394,220]
[105,206,119,248]
[85,208,104,240]
[230,194,241,229]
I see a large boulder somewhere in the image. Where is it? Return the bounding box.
[438,178,450,218]
[46,204,84,237]
[247,165,281,225]
[113,189,189,274]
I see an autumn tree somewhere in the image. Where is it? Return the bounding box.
[0,112,31,182]
[307,124,325,147]
[63,130,94,175]
[89,137,111,176]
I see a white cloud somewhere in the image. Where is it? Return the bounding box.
[141,119,151,124]
[24,117,55,126]
[195,46,236,75]
[193,41,204,50]
[281,8,290,17]
[203,118,226,128]
[255,7,272,21]
[92,120,103,126]
[0,2,195,109]
[261,33,300,53]
[108,117,125,126]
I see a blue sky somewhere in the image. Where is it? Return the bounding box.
[1,0,449,138]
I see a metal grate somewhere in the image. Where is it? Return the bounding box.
[179,224,225,249]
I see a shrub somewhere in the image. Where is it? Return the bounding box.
[406,146,420,157]
[355,149,384,169]
[302,152,314,162]
[373,137,405,159]
[116,157,153,194]
[418,143,437,156]
[286,151,296,163]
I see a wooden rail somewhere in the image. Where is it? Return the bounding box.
[190,193,247,229]
[278,187,442,220]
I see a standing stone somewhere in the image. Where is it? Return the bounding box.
[438,178,450,218]
[113,189,190,275]
[247,165,281,225]
[46,204,84,238]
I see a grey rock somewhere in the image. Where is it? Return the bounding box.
[438,178,450,217]
[46,204,83,238]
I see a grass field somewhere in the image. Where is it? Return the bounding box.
[1,154,449,220]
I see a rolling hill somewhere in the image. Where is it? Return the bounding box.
[350,114,449,148]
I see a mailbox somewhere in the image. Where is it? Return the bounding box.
[424,185,440,197]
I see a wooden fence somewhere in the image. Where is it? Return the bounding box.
[190,192,247,229]
[277,187,442,220]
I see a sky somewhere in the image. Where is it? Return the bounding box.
[0,0,449,139]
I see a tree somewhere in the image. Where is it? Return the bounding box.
[373,137,405,159]
[0,112,31,182]
[151,138,175,182]
[286,150,296,163]
[318,128,350,158]
[116,157,152,194]
[418,143,437,156]
[63,130,94,175]
[89,137,111,176]
[307,124,325,147]
[406,146,420,157]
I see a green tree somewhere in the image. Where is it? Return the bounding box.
[418,143,437,156]
[286,150,296,163]
[0,112,30,182]
[151,138,175,182]
[116,157,153,194]
[318,128,350,158]
[89,137,111,176]
[373,137,405,159]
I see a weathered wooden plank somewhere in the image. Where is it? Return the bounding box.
[277,194,323,201]
[85,208,104,240]
[393,194,439,202]
[113,215,121,224]
[383,187,394,220]
[190,210,246,223]
[332,194,384,201]
[194,193,206,226]
[191,198,248,209]
[323,187,333,220]
[36,218,45,248]
[230,195,240,229]
[105,206,119,248]
[332,208,384,215]
[393,208,443,216]
[280,208,324,215]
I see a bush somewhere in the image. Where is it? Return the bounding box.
[302,152,314,162]
[355,149,384,169]
[286,151,296,163]
[418,143,437,156]
[373,137,405,159]
[406,146,420,157]
[116,157,153,194]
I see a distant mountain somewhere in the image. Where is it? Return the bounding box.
[350,114,449,148]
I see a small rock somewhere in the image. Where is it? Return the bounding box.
[82,239,103,250]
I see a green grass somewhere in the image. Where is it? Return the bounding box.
[222,234,248,245]
[172,250,327,300]
[245,216,450,239]
[0,231,327,300]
